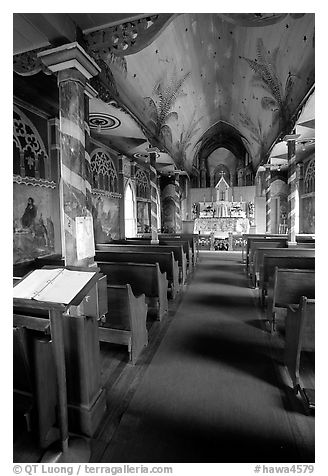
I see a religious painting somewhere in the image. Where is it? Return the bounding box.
[301,196,315,234]
[91,194,120,243]
[13,185,55,263]
[137,201,150,234]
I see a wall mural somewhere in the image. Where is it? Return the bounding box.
[174,111,203,172]
[242,38,297,136]
[13,185,55,263]
[239,109,269,161]
[302,197,315,234]
[143,70,190,150]
[91,194,120,243]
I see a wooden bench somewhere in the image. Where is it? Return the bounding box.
[96,261,168,320]
[140,233,199,265]
[285,296,315,412]
[267,268,315,332]
[259,251,315,306]
[97,243,187,285]
[98,284,148,365]
[245,236,288,271]
[95,250,179,300]
[159,233,199,266]
[117,238,193,275]
[242,234,287,263]
[248,240,287,279]
[252,246,314,289]
[13,316,58,448]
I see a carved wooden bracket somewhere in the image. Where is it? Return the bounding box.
[13,47,53,76]
[85,14,177,57]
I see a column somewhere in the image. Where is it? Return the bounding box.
[284,134,300,244]
[265,166,272,234]
[200,157,207,188]
[38,42,101,266]
[149,150,159,243]
[38,43,107,437]
[174,172,182,233]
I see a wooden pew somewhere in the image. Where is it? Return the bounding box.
[252,246,314,288]
[248,240,287,279]
[98,284,148,365]
[159,233,199,265]
[266,268,315,332]
[245,235,288,271]
[259,250,315,306]
[116,238,193,275]
[140,233,199,264]
[96,261,168,320]
[13,316,59,448]
[97,243,187,285]
[284,296,315,411]
[242,234,287,263]
[95,250,179,299]
[296,234,315,244]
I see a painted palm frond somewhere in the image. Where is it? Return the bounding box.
[144,70,191,139]
[173,112,204,169]
[242,38,296,133]
[106,51,128,75]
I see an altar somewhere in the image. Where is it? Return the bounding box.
[192,175,252,237]
[194,216,250,237]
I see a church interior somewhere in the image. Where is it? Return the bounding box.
[12,12,316,465]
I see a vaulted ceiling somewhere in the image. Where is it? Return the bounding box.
[13,13,315,176]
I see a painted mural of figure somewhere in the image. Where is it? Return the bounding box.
[21,197,37,229]
[34,214,49,247]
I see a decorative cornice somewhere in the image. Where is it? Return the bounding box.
[91,189,121,199]
[13,46,53,76]
[13,175,57,188]
[37,42,101,79]
[85,14,178,57]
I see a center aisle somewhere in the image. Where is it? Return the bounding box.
[100,252,314,463]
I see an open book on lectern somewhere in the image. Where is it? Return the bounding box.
[13,268,96,304]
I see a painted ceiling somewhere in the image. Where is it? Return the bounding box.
[13,13,315,175]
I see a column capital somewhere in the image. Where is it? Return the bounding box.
[283,134,301,142]
[38,42,101,80]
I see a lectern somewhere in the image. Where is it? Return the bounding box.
[13,267,108,459]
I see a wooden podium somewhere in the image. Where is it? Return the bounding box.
[13,266,108,449]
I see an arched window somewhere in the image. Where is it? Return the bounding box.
[13,105,50,179]
[135,169,150,199]
[125,181,136,237]
[304,159,315,194]
[90,150,118,193]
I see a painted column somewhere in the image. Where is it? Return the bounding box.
[38,42,100,266]
[200,157,207,188]
[149,150,159,243]
[285,134,300,244]
[265,166,272,233]
[37,44,107,438]
[174,172,182,233]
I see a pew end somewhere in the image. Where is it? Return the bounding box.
[284,296,315,414]
[99,284,148,365]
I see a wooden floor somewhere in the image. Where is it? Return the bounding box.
[13,251,315,463]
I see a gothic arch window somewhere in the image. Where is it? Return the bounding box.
[90,149,118,193]
[13,105,50,179]
[304,159,315,194]
[135,169,150,199]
